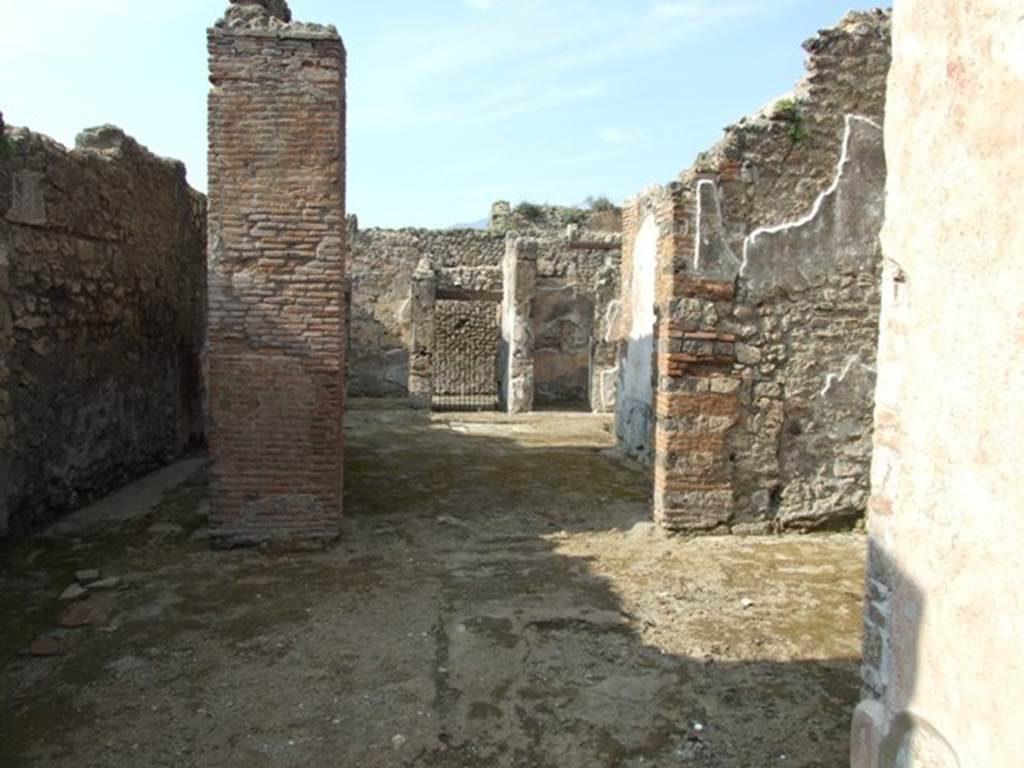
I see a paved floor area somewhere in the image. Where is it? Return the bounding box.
[1,402,866,766]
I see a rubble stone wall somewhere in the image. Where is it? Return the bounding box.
[348,227,505,397]
[620,10,891,533]
[350,224,620,410]
[206,1,347,546]
[532,239,619,405]
[0,125,206,538]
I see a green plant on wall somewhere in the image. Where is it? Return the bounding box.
[0,111,11,159]
[584,195,616,212]
[514,201,544,222]
[774,98,809,144]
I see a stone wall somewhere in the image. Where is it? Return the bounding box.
[500,238,538,414]
[618,10,891,533]
[712,116,886,532]
[533,235,619,405]
[489,199,622,236]
[349,222,620,411]
[206,0,347,546]
[852,2,1024,765]
[348,227,505,397]
[0,125,206,538]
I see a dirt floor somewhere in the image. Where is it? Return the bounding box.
[1,402,867,767]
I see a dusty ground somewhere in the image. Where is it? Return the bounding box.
[1,402,866,767]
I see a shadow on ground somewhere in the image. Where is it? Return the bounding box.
[0,401,866,767]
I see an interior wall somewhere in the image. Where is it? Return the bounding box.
[532,280,595,405]
[852,1,1024,764]
[616,212,658,460]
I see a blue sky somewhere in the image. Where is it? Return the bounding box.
[0,1,881,228]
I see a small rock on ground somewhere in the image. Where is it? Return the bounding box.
[29,631,83,657]
[76,569,101,584]
[56,593,117,629]
[59,583,88,601]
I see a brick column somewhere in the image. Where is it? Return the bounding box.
[408,258,436,409]
[653,277,740,532]
[206,1,346,547]
[501,237,537,413]
[650,184,741,533]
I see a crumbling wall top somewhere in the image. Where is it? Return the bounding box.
[2,124,194,190]
[681,8,890,185]
[214,0,339,38]
[226,0,291,23]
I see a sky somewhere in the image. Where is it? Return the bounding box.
[0,0,881,228]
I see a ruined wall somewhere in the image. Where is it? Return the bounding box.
[533,235,619,405]
[350,223,620,410]
[616,188,675,462]
[348,227,505,397]
[532,285,592,404]
[500,238,538,414]
[206,0,347,546]
[618,10,891,533]
[489,199,622,235]
[0,125,206,538]
[711,117,886,532]
[852,2,1024,765]
[683,10,890,253]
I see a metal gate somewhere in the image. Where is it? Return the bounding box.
[432,289,502,412]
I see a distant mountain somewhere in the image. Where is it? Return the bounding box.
[448,218,489,230]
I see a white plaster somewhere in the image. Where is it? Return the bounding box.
[629,214,658,345]
[694,179,740,272]
[740,114,882,276]
[618,213,658,451]
[819,354,874,397]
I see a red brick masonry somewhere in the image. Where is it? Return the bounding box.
[206,20,346,546]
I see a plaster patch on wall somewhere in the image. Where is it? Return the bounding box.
[820,355,875,398]
[694,179,741,277]
[616,213,658,460]
[740,115,883,277]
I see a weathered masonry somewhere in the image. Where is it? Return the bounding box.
[206,0,347,546]
[616,10,891,534]
[853,1,1024,764]
[348,218,621,413]
[0,125,206,539]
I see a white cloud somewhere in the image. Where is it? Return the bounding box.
[464,0,497,9]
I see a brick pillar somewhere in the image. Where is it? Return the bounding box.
[206,1,346,547]
[650,184,741,533]
[501,237,537,414]
[653,278,740,532]
[408,258,436,409]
